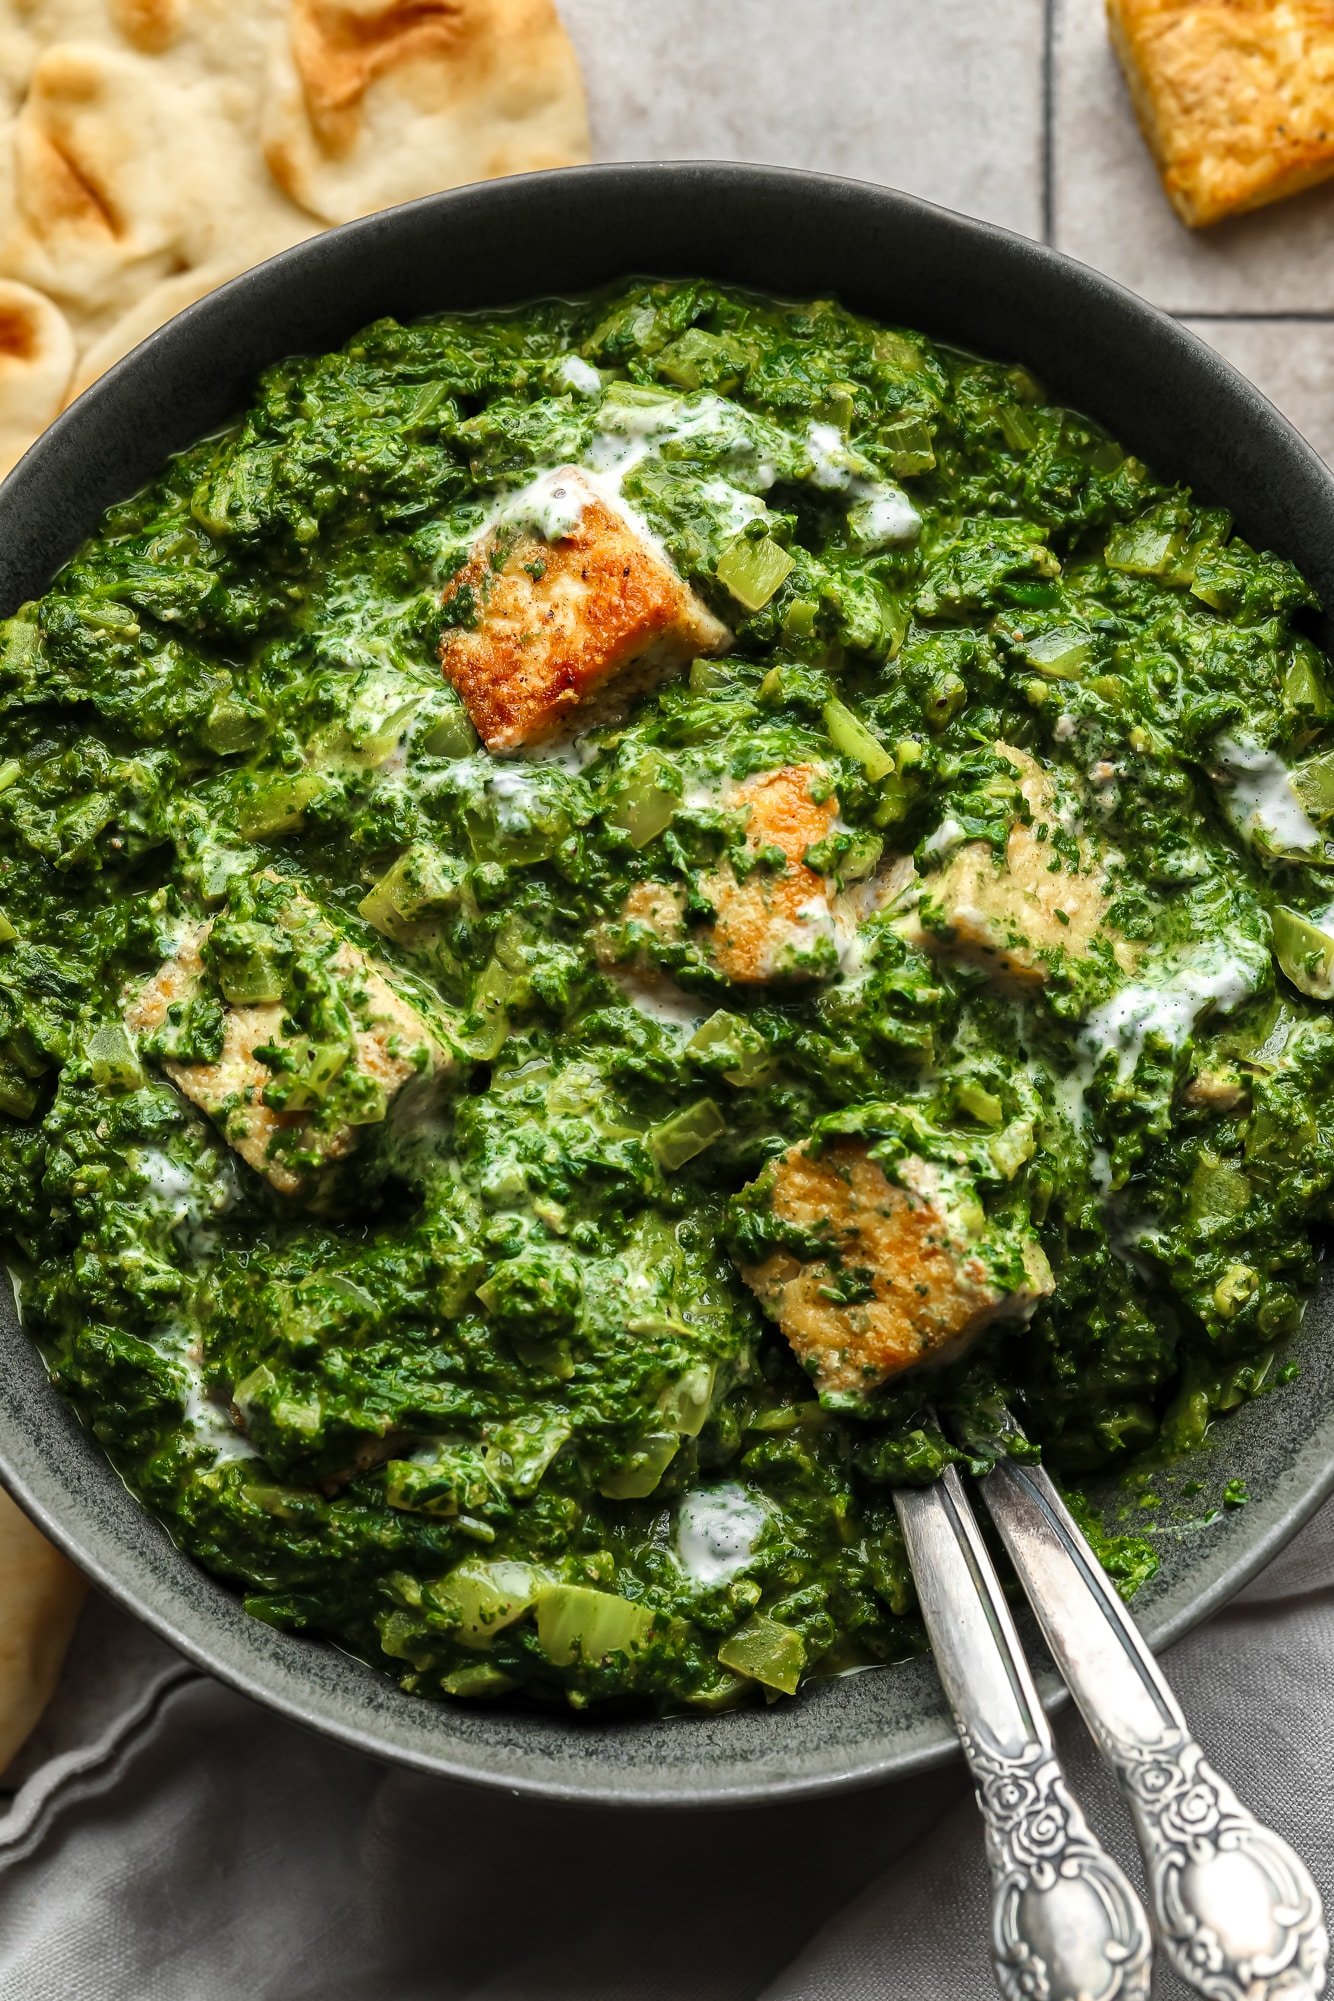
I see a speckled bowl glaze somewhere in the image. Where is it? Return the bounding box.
[2,163,1333,1807]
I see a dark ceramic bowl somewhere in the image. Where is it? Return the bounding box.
[2,163,1332,1807]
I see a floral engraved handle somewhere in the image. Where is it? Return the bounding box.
[895,1467,1153,2001]
[970,1735,1153,2001]
[979,1454,1329,2001]
[1116,1731,1327,2001]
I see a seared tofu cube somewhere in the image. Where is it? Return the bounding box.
[127,899,454,1198]
[918,745,1111,990]
[703,763,840,984]
[736,1139,1053,1401]
[1108,0,1334,226]
[440,467,729,752]
[602,765,875,989]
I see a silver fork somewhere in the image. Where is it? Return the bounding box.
[894,1463,1153,2000]
[978,1448,1328,2001]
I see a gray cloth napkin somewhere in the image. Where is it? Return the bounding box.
[0,1501,1329,2001]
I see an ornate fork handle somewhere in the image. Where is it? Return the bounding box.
[895,1465,1152,2000]
[980,1453,1328,2001]
[1116,1727,1326,2001]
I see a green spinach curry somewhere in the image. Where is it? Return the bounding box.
[2,280,1332,1713]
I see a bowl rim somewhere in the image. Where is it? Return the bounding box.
[3,157,1334,1807]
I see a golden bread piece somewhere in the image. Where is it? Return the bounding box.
[0,278,74,467]
[0,1492,85,1776]
[67,258,261,403]
[1108,0,1334,226]
[737,1140,1054,1400]
[263,0,591,224]
[440,468,729,752]
[917,744,1111,990]
[128,909,452,1197]
[0,32,307,337]
[0,0,589,472]
[703,763,840,984]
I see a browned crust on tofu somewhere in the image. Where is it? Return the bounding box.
[1108,0,1334,226]
[917,745,1111,990]
[703,763,839,984]
[440,468,729,751]
[127,920,448,1197]
[737,1140,1053,1399]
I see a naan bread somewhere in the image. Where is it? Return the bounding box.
[0,1491,85,1776]
[0,277,75,465]
[67,257,279,401]
[0,39,305,331]
[263,0,592,223]
[0,0,589,471]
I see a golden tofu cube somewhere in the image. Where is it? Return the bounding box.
[703,763,841,984]
[736,1140,1053,1401]
[918,745,1111,990]
[1108,0,1334,226]
[440,468,729,752]
[128,903,453,1198]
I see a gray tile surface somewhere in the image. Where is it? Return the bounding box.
[556,0,1334,470]
[1049,0,1334,313]
[1182,319,1334,469]
[557,0,1047,238]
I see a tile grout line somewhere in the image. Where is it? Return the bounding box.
[1041,0,1057,244]
[1044,0,1332,328]
[1174,310,1334,323]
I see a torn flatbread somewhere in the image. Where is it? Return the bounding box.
[0,0,589,471]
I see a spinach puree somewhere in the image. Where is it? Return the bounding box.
[2,279,1332,1713]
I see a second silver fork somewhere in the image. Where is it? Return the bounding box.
[894,1463,1153,2001]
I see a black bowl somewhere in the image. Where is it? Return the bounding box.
[2,163,1332,1806]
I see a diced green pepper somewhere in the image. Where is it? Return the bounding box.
[1105,516,1182,578]
[465,955,512,1060]
[656,327,748,392]
[878,415,935,476]
[358,842,458,940]
[535,1584,652,1666]
[209,921,288,1004]
[988,1118,1036,1180]
[0,1063,38,1118]
[352,699,422,770]
[822,697,895,781]
[716,1615,806,1696]
[236,769,324,839]
[956,1080,1003,1126]
[1291,752,1334,823]
[429,1559,541,1649]
[1020,628,1091,679]
[421,706,478,758]
[686,1011,775,1087]
[1272,906,1334,1000]
[86,1020,146,1094]
[441,1663,518,1699]
[689,657,735,694]
[716,534,794,612]
[483,1413,571,1498]
[605,751,681,849]
[385,1444,492,1518]
[647,1097,726,1171]
[1283,643,1332,720]
[597,1431,681,1498]
[660,1362,715,1438]
[200,694,266,756]
[998,404,1039,452]
[269,1037,350,1112]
